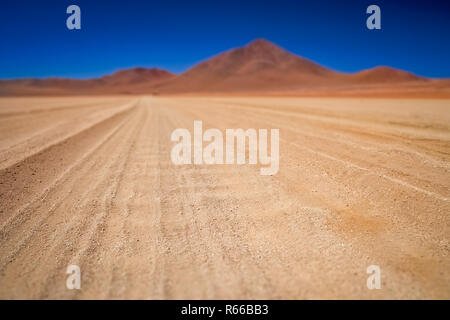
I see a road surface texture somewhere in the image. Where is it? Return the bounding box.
[0,96,449,299]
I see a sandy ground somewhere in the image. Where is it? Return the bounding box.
[0,96,449,299]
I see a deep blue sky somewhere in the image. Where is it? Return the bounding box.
[1,0,449,79]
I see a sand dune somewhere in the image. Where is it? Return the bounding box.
[0,96,449,299]
[1,39,449,97]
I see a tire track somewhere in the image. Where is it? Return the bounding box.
[0,96,448,299]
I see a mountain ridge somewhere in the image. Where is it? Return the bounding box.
[0,39,447,97]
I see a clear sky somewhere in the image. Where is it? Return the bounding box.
[1,0,449,79]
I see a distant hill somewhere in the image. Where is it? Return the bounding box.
[350,66,425,83]
[0,68,175,96]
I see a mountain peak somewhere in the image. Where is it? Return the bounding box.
[111,67,174,77]
[246,38,278,48]
[353,66,424,83]
[100,67,175,86]
[243,38,287,56]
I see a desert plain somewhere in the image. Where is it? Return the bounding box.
[0,95,448,299]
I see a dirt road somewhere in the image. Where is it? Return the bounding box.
[0,96,449,299]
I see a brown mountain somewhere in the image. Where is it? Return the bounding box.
[100,67,175,86]
[0,67,175,96]
[150,39,436,94]
[0,39,448,96]
[151,39,345,93]
[350,66,425,83]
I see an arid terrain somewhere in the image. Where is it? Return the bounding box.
[0,95,449,299]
